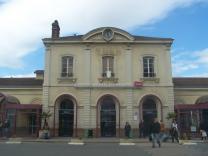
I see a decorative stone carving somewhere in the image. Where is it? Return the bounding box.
[57,77,77,83]
[140,77,160,83]
[98,77,118,83]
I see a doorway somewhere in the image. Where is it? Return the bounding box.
[59,99,74,137]
[142,98,157,137]
[100,97,116,137]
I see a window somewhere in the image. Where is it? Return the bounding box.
[61,56,73,77]
[102,56,114,77]
[143,56,155,77]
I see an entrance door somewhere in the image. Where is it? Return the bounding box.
[100,98,116,137]
[28,113,37,135]
[142,99,157,137]
[202,109,208,132]
[59,99,74,137]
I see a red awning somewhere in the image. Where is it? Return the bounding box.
[175,103,208,110]
[5,103,42,110]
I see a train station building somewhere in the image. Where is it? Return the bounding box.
[0,21,208,138]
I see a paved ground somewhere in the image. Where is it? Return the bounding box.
[0,140,208,156]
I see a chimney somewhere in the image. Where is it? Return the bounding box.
[52,20,60,39]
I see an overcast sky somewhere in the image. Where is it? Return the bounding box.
[0,0,208,77]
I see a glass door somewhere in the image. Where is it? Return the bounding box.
[59,99,74,137]
[100,98,116,137]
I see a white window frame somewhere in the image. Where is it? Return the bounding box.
[102,56,114,77]
[143,56,155,77]
[61,56,74,77]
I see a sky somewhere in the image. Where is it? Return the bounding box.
[0,0,208,77]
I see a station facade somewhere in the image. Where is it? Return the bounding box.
[0,21,208,137]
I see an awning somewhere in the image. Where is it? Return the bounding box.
[5,103,42,110]
[175,103,208,110]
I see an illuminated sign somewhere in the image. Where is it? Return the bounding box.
[134,81,143,88]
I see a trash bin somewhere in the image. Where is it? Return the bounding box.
[88,129,93,138]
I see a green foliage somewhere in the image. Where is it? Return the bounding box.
[166,112,176,120]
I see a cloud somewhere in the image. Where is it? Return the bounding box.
[0,0,207,68]
[2,72,35,78]
[172,48,208,76]
[194,48,208,64]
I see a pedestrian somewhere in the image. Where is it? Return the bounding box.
[0,120,3,137]
[170,119,179,143]
[3,119,10,138]
[200,129,207,140]
[150,118,161,148]
[139,120,144,138]
[159,120,166,141]
[124,122,131,138]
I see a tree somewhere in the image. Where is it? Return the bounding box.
[166,112,176,120]
[41,111,52,130]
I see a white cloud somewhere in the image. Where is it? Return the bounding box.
[2,72,35,78]
[186,73,208,77]
[0,0,207,68]
[194,48,208,64]
[172,48,208,76]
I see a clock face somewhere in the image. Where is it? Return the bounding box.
[103,28,114,41]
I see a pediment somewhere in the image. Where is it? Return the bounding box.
[82,27,134,42]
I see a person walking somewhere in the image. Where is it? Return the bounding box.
[0,120,3,137]
[124,122,131,138]
[170,119,179,143]
[150,118,161,148]
[200,129,207,140]
[3,119,10,138]
[139,120,144,138]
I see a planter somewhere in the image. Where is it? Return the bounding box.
[39,130,50,139]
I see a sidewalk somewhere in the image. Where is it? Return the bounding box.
[0,137,207,144]
[0,137,150,143]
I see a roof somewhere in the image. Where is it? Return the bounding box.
[43,35,173,42]
[34,70,44,74]
[175,103,208,109]
[133,35,173,41]
[42,27,173,42]
[173,77,208,88]
[0,78,43,88]
[1,77,208,89]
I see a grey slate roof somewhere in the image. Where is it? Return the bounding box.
[34,70,44,74]
[0,78,43,88]
[0,77,208,88]
[173,78,208,88]
[43,35,173,42]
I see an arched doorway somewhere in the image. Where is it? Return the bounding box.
[59,99,74,136]
[97,95,119,137]
[195,95,208,133]
[139,95,162,137]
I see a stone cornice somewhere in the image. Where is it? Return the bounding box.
[43,40,173,44]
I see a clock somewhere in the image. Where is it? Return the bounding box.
[102,28,114,41]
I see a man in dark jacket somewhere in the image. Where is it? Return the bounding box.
[150,118,161,148]
[139,120,144,138]
[124,122,131,138]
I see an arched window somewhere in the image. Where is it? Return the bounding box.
[195,95,208,104]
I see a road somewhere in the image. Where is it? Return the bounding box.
[0,142,207,156]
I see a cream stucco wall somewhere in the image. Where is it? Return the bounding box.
[0,88,42,104]
[174,88,208,104]
[41,27,175,137]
